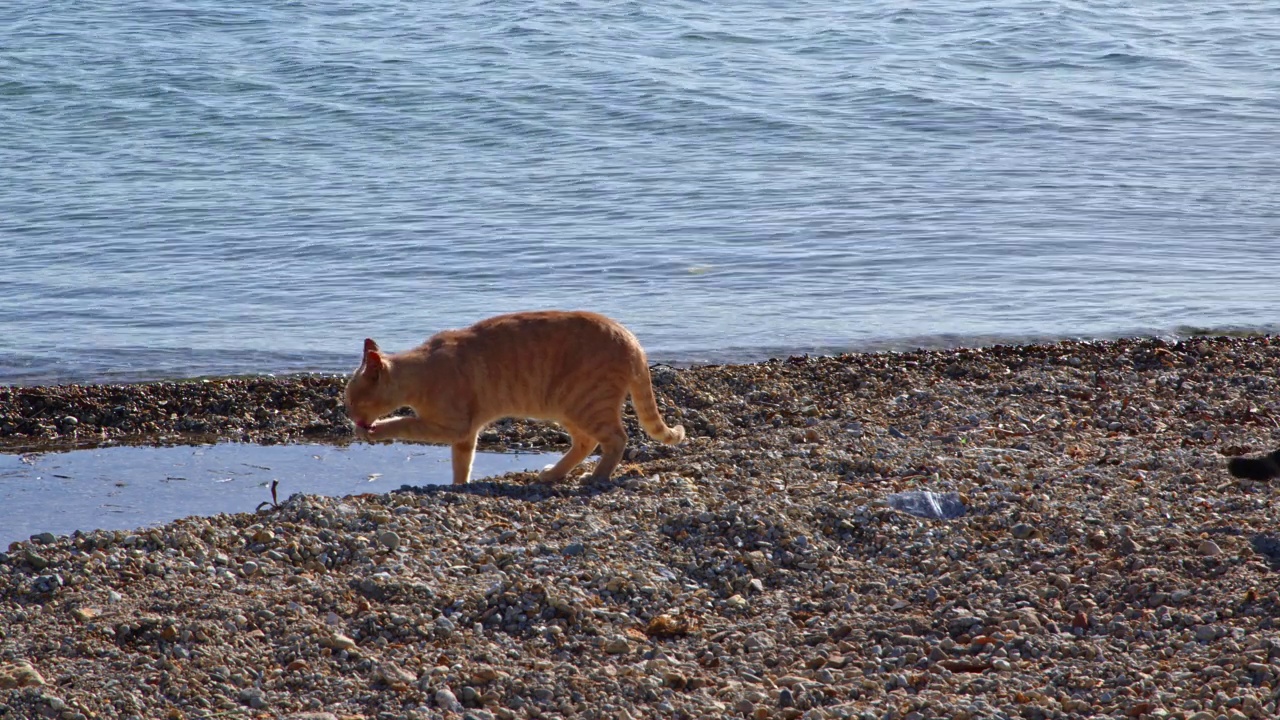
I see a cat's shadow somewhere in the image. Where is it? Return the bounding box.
[392,471,636,502]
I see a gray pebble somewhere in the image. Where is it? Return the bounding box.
[435,688,463,713]
[378,530,401,551]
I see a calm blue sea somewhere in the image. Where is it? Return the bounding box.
[3,0,1279,385]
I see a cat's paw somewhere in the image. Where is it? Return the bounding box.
[537,465,565,483]
[353,421,377,442]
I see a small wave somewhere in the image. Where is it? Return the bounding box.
[677,31,774,45]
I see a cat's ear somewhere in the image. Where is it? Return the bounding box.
[361,338,385,379]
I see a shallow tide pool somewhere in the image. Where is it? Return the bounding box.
[0,442,547,547]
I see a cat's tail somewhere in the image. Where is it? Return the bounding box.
[1228,447,1280,481]
[630,365,686,445]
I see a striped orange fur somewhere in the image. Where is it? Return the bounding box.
[343,310,686,484]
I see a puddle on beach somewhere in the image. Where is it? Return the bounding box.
[0,443,548,547]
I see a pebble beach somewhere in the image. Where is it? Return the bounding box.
[3,335,1280,720]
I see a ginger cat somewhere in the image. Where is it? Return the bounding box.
[343,310,686,485]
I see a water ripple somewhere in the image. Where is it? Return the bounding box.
[2,0,1279,383]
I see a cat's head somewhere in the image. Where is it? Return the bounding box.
[344,338,399,430]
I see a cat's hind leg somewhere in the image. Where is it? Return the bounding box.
[538,424,597,483]
[587,419,628,482]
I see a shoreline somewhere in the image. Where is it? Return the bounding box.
[3,325,1274,393]
[4,334,1275,455]
[4,334,1280,719]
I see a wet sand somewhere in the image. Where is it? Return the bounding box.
[3,335,1280,720]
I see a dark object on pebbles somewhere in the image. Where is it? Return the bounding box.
[255,479,281,512]
[1250,534,1280,569]
[1228,448,1280,481]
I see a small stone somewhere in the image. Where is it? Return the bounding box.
[604,636,630,654]
[744,632,775,652]
[378,531,401,551]
[241,561,259,576]
[1117,536,1140,555]
[238,688,268,710]
[435,616,456,638]
[778,688,794,707]
[1012,607,1043,632]
[0,661,45,688]
[327,633,357,651]
[71,607,100,623]
[993,658,1012,671]
[33,574,63,593]
[748,578,764,593]
[1195,625,1217,642]
[23,551,49,570]
[61,416,78,428]
[377,662,416,685]
[1197,539,1222,557]
[252,529,275,544]
[726,594,748,610]
[31,532,56,545]
[1010,524,1035,540]
[562,542,586,557]
[435,688,463,713]
[948,616,983,636]
[286,660,310,673]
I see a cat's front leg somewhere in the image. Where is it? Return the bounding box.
[368,416,467,444]
[364,416,421,442]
